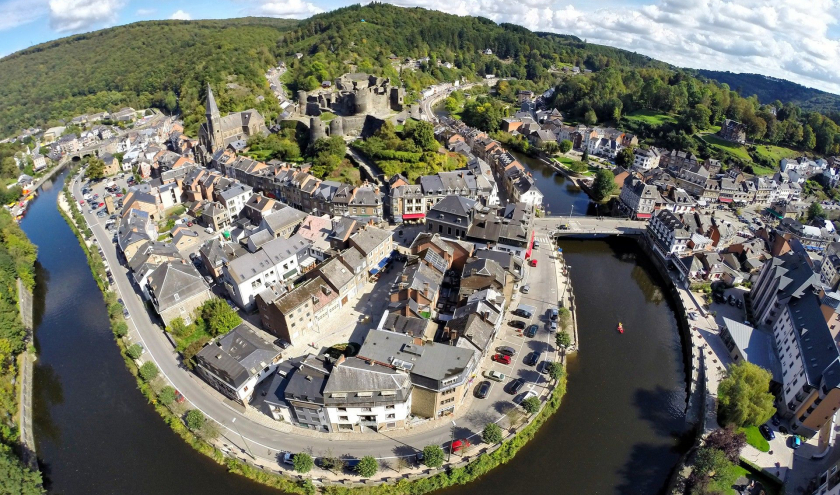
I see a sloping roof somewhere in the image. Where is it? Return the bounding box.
[350,226,392,256]
[196,323,280,390]
[722,318,782,382]
[316,257,354,291]
[380,313,429,339]
[358,330,475,383]
[261,206,307,235]
[323,357,411,399]
[147,261,209,312]
[261,233,311,265]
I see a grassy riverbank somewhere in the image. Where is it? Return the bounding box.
[58,167,571,493]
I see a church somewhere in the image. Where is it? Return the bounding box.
[197,84,267,164]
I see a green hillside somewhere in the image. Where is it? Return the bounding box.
[695,70,840,114]
[0,18,298,137]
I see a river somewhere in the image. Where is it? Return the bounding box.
[25,168,278,495]
[25,168,688,494]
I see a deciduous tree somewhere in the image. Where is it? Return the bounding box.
[717,361,775,427]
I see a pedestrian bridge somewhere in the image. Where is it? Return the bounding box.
[536,216,647,237]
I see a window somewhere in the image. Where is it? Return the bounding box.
[385,405,395,410]
[339,415,348,421]
[440,398,455,405]
[337,407,347,412]
[357,392,373,398]
[381,390,396,397]
[338,424,353,431]
[331,393,347,398]
[387,413,396,419]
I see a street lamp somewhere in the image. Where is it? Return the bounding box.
[231,417,254,460]
[448,420,457,462]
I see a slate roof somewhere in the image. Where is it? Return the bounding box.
[380,313,429,339]
[260,206,307,235]
[349,226,392,257]
[358,330,476,385]
[196,323,280,390]
[323,357,412,405]
[146,261,209,312]
[722,318,782,383]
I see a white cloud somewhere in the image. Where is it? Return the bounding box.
[243,0,324,19]
[135,8,155,16]
[170,9,192,20]
[0,0,48,31]
[383,0,840,95]
[49,0,124,32]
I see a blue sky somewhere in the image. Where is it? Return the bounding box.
[2,0,840,95]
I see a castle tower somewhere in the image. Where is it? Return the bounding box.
[205,84,223,151]
[310,117,327,142]
[329,116,344,137]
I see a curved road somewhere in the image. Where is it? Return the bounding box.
[69,171,558,467]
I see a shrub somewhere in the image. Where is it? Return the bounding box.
[293,453,313,473]
[185,409,206,430]
[356,455,378,477]
[555,330,572,348]
[126,344,143,360]
[112,321,128,338]
[547,362,565,381]
[139,361,158,382]
[158,386,176,406]
[522,396,541,414]
[422,445,445,468]
[482,423,503,444]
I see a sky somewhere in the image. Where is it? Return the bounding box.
[2,0,840,95]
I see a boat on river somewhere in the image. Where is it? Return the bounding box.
[617,322,624,334]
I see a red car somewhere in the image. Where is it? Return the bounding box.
[451,439,471,453]
[116,193,123,198]
[174,390,185,404]
[98,202,105,208]
[187,222,193,227]
[79,200,85,205]
[492,354,511,365]
[529,259,538,267]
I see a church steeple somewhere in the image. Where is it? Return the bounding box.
[205,84,222,151]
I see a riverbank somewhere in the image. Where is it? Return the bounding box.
[56,168,574,493]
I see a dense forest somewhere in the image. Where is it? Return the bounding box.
[278,3,668,96]
[0,18,298,137]
[0,209,41,493]
[549,66,840,157]
[2,1,840,157]
[696,70,840,114]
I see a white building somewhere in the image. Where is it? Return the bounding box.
[216,182,253,225]
[632,148,661,170]
[647,210,690,256]
[223,233,312,309]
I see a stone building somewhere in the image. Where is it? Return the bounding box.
[198,85,267,163]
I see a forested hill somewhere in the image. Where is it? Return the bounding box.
[695,70,840,113]
[278,4,669,93]
[0,18,298,137]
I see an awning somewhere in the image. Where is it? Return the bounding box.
[402,213,425,220]
[369,268,380,275]
[718,197,733,203]
[636,213,652,219]
[299,256,317,267]
[525,231,535,259]
[282,268,298,280]
[370,257,390,275]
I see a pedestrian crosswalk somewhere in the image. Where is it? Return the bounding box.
[536,235,552,245]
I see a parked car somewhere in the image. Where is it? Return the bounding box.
[526,350,542,366]
[791,436,801,449]
[521,284,530,294]
[174,390,185,403]
[759,424,775,441]
[517,389,538,404]
[533,240,540,248]
[771,414,781,426]
[508,378,525,395]
[549,321,558,332]
[204,276,214,285]
[123,309,130,319]
[205,227,214,234]
[538,361,551,374]
[529,259,538,267]
[273,339,291,350]
[475,380,492,399]
[549,308,559,320]
[524,324,538,338]
[493,354,511,365]
[736,299,743,309]
[485,370,506,382]
[508,319,526,329]
[451,439,470,453]
[282,452,294,465]
[496,346,516,357]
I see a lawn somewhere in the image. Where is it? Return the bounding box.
[739,425,770,452]
[701,134,753,162]
[749,163,776,176]
[319,112,336,122]
[753,144,799,163]
[726,460,782,495]
[624,109,677,125]
[329,162,362,185]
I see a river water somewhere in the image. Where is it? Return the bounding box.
[25,168,278,495]
[25,168,688,494]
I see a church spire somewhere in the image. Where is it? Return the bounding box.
[205,83,219,117]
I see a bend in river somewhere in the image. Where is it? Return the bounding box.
[26,165,689,494]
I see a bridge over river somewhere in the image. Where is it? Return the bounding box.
[536,216,648,237]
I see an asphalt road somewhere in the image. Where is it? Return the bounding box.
[71,172,562,465]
